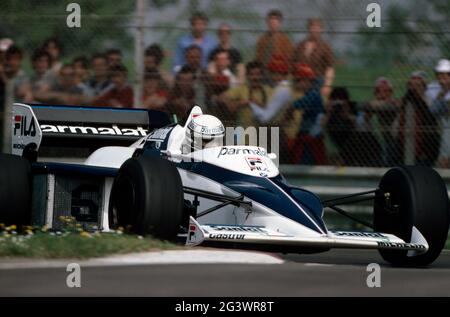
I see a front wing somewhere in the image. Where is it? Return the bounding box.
[186,217,428,255]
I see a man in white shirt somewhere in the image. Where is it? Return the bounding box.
[426,59,450,167]
[250,55,291,124]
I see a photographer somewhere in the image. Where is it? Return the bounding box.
[364,77,400,165]
[325,87,358,165]
[395,71,440,166]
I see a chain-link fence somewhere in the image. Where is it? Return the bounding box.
[1,0,450,167]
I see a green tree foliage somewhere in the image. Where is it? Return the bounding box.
[0,0,135,59]
[424,0,450,58]
[353,4,425,68]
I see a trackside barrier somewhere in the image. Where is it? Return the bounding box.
[282,165,450,231]
[280,165,450,217]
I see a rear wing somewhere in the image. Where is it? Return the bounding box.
[12,103,171,159]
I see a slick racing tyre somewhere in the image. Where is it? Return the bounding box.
[374,166,450,266]
[0,154,32,226]
[109,156,184,241]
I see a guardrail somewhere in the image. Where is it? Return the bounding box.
[31,159,450,227]
[39,160,450,199]
[281,164,450,221]
[281,165,450,199]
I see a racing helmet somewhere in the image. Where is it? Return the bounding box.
[186,114,225,151]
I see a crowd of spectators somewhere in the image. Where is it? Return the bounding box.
[1,9,450,167]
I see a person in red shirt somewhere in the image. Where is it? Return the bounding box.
[141,71,168,111]
[94,63,133,108]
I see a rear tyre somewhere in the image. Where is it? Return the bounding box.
[109,156,184,241]
[374,166,450,266]
[0,154,31,226]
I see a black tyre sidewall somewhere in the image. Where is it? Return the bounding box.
[110,156,184,241]
[0,154,31,226]
[375,166,450,266]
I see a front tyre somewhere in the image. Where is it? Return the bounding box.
[109,156,184,241]
[374,166,450,266]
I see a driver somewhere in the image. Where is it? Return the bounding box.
[183,114,225,152]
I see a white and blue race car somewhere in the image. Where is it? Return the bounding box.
[1,103,449,266]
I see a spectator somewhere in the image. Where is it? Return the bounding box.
[364,77,400,165]
[325,87,358,165]
[144,44,173,88]
[205,73,231,123]
[209,23,245,83]
[166,65,196,122]
[173,11,218,72]
[353,106,382,167]
[248,55,291,124]
[141,71,168,111]
[29,49,53,100]
[222,61,273,128]
[396,71,440,166]
[42,37,63,77]
[0,38,13,62]
[207,48,239,88]
[245,56,302,162]
[72,56,92,96]
[4,45,33,103]
[255,10,294,71]
[34,63,84,105]
[289,63,327,165]
[176,45,203,73]
[326,86,381,166]
[88,53,113,96]
[0,39,13,118]
[176,45,207,108]
[106,49,122,66]
[94,63,133,108]
[427,59,450,168]
[293,18,334,98]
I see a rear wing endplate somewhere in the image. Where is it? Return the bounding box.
[11,103,171,158]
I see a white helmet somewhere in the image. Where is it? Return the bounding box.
[186,114,225,151]
[435,59,450,73]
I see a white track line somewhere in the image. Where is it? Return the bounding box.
[0,250,284,270]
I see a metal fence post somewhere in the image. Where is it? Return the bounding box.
[2,79,14,154]
[403,101,415,165]
[133,0,146,108]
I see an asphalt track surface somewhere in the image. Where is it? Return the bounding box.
[1,249,449,296]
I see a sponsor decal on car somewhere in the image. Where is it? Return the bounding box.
[333,231,388,239]
[245,156,270,173]
[40,124,148,136]
[188,120,225,136]
[188,225,196,242]
[208,233,245,240]
[377,241,427,249]
[218,147,267,158]
[146,126,173,141]
[208,225,267,233]
[13,114,37,137]
[13,143,28,150]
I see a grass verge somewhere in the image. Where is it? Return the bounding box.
[0,220,178,259]
[0,232,177,259]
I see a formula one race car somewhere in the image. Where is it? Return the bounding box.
[1,103,449,266]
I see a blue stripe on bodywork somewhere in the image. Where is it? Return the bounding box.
[32,162,118,177]
[269,177,326,232]
[176,161,327,234]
